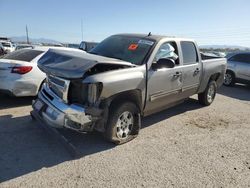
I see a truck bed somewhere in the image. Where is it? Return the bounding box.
[198,57,227,93]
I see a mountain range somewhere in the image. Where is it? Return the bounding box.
[10,36,250,50]
[11,36,61,44]
[200,45,250,50]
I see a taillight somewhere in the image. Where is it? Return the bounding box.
[11,66,33,74]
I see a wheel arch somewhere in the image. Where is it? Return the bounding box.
[107,89,143,113]
[225,69,236,77]
[209,72,221,82]
[198,71,222,94]
[94,89,143,132]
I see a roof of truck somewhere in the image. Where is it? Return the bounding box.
[115,33,194,42]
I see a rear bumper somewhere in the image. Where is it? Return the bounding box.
[0,78,39,97]
[0,89,14,96]
[32,84,93,131]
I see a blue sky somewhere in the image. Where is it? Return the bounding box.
[0,0,250,46]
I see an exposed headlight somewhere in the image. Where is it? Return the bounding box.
[88,83,103,105]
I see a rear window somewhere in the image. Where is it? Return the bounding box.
[181,41,198,64]
[3,49,44,62]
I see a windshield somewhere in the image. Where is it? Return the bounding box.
[89,35,155,65]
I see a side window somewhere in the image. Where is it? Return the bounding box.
[229,54,242,62]
[181,41,198,65]
[154,42,179,65]
[230,54,250,63]
[246,54,250,63]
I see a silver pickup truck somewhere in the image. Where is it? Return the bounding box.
[31,34,227,144]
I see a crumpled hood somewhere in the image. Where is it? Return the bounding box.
[37,49,134,79]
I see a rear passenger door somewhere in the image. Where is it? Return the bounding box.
[180,41,202,97]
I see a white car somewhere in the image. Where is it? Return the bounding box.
[0,41,15,53]
[15,44,34,51]
[0,46,84,97]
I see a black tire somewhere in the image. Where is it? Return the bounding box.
[198,80,217,106]
[223,71,235,86]
[30,112,36,121]
[38,79,46,92]
[105,102,141,145]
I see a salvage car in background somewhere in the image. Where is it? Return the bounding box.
[0,43,6,57]
[0,47,84,97]
[0,40,15,53]
[224,52,250,86]
[32,33,227,144]
[79,41,98,52]
[15,44,34,51]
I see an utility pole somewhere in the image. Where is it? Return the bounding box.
[26,25,30,44]
[81,19,83,41]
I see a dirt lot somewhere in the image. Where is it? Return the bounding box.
[0,85,250,188]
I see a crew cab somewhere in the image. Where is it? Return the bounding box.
[31,34,227,144]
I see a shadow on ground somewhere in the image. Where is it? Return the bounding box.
[218,84,250,101]
[0,95,203,183]
[0,114,115,183]
[0,94,34,110]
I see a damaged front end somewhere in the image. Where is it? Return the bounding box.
[33,75,101,132]
[32,49,133,132]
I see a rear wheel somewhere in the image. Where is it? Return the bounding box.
[105,102,140,145]
[223,71,235,86]
[198,80,217,106]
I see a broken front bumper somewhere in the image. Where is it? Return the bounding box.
[32,85,92,131]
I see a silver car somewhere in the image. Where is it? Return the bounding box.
[224,52,250,86]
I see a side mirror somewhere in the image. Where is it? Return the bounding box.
[154,58,175,69]
[79,42,87,51]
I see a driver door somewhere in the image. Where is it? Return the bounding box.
[144,42,183,115]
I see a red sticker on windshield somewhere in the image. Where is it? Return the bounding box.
[128,44,138,51]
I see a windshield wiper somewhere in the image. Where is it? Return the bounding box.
[88,51,99,55]
[105,55,122,60]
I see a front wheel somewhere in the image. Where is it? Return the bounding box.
[198,80,217,106]
[105,102,141,145]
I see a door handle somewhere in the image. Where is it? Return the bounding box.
[173,72,182,78]
[194,68,200,74]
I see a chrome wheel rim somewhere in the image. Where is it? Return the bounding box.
[116,111,134,139]
[224,73,232,85]
[207,84,215,103]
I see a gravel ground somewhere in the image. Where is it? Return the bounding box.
[0,85,250,188]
